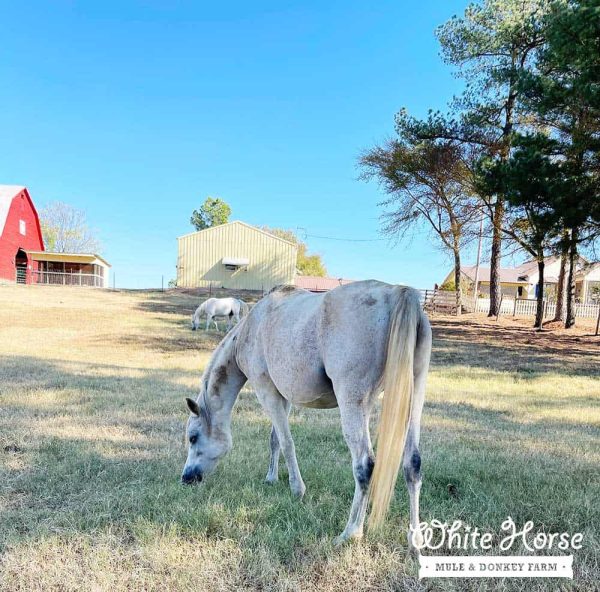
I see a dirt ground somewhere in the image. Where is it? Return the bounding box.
[429,312,599,374]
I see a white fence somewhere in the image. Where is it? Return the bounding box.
[424,290,600,320]
[467,297,599,319]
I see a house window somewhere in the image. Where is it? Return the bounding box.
[19,220,26,235]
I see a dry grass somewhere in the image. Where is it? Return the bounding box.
[0,286,598,591]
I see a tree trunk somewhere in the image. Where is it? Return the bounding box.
[534,257,545,329]
[488,199,504,317]
[565,228,578,329]
[453,244,462,316]
[553,239,568,322]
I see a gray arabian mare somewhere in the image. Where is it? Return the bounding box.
[191,297,249,332]
[181,280,432,548]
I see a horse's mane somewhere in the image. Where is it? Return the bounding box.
[267,284,298,296]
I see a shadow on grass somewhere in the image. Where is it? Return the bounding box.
[425,399,600,453]
[0,355,348,558]
[1,345,599,588]
[133,290,262,318]
[431,318,600,377]
[86,332,223,354]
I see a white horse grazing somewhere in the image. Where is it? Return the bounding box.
[181,280,431,550]
[191,297,249,332]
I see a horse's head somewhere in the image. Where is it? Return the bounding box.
[181,396,232,484]
[191,303,204,331]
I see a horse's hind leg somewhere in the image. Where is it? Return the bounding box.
[265,426,281,483]
[334,388,375,544]
[254,381,305,498]
[403,316,431,554]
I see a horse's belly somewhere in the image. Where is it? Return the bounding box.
[298,390,338,409]
[269,364,338,409]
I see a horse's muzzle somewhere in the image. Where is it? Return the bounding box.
[181,470,203,485]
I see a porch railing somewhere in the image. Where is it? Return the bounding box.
[26,270,105,287]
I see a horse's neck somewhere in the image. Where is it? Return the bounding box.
[204,329,246,422]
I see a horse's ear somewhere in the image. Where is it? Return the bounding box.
[186,397,200,416]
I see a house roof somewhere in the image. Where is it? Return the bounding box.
[26,251,111,267]
[177,220,298,248]
[295,275,353,292]
[577,261,600,279]
[461,256,563,285]
[0,185,26,236]
[461,265,530,285]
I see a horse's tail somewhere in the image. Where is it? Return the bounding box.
[238,299,249,318]
[368,286,421,529]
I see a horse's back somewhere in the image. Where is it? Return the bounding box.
[237,281,415,406]
[236,287,334,406]
[318,281,411,392]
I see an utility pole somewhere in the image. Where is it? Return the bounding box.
[473,215,484,301]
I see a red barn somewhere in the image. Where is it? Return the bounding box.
[0,185,45,283]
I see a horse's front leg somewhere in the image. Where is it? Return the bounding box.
[334,391,374,545]
[255,383,305,498]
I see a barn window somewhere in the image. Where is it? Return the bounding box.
[19,220,26,235]
[222,257,249,271]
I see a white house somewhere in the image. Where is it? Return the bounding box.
[443,256,600,302]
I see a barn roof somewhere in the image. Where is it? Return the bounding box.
[295,275,354,292]
[0,185,26,236]
[26,250,111,267]
[177,220,298,248]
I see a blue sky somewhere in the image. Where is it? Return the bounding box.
[1,0,477,288]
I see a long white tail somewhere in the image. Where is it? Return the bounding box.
[368,287,421,529]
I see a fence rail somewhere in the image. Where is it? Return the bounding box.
[25,270,105,288]
[454,292,600,319]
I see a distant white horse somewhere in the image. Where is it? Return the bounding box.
[181,281,432,550]
[191,297,249,332]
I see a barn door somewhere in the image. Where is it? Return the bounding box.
[15,249,28,284]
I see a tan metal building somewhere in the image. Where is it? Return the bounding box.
[177,221,297,291]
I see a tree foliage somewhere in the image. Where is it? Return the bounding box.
[190,197,231,231]
[360,132,480,310]
[512,0,600,326]
[261,227,327,277]
[39,202,101,253]
[393,0,547,317]
[478,135,565,326]
[368,0,599,328]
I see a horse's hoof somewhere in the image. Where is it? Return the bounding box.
[333,531,362,546]
[291,483,306,499]
[407,546,421,560]
[265,476,278,485]
[333,530,363,547]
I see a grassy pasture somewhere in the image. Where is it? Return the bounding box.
[0,285,598,591]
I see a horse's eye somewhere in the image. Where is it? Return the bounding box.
[189,435,198,445]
